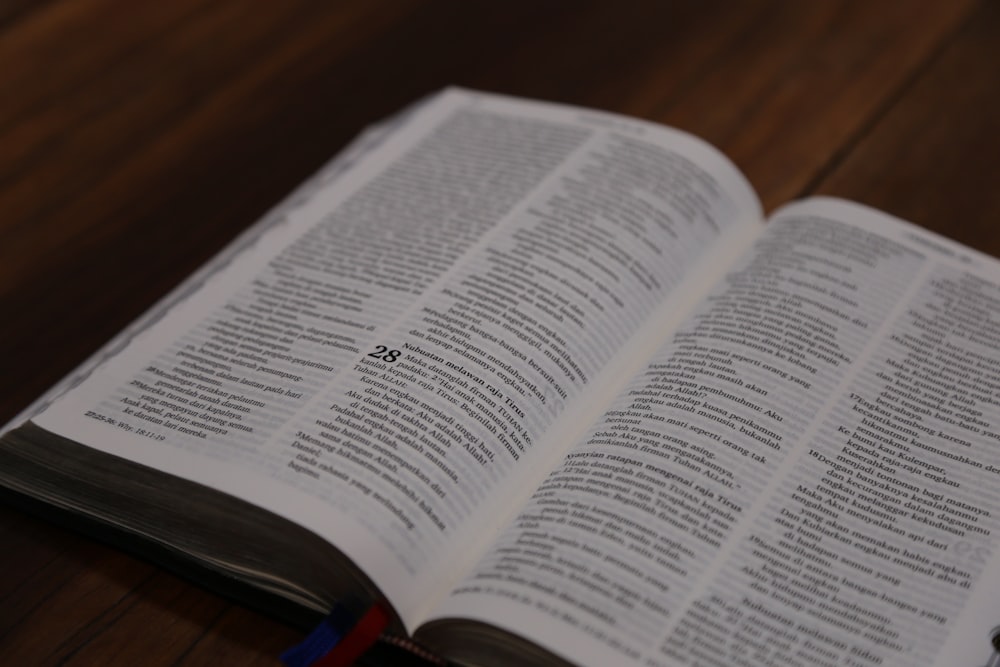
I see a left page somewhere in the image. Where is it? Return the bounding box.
[22,89,762,627]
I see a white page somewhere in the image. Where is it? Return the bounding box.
[0,113,406,438]
[29,89,761,627]
[428,198,1000,667]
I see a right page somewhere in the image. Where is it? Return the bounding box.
[423,197,1000,667]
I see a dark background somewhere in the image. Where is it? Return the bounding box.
[2,1,999,664]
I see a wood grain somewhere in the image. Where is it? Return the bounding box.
[815,0,1000,258]
[0,1,996,664]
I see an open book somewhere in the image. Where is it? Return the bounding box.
[3,89,1000,667]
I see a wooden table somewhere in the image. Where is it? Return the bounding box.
[2,1,999,664]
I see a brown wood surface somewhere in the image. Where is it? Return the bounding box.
[1,1,997,664]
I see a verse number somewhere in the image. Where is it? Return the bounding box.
[368,345,402,363]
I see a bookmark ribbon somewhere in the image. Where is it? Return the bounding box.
[281,603,390,667]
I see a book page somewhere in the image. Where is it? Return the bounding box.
[427,198,1000,667]
[0,112,406,439]
[29,89,761,626]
